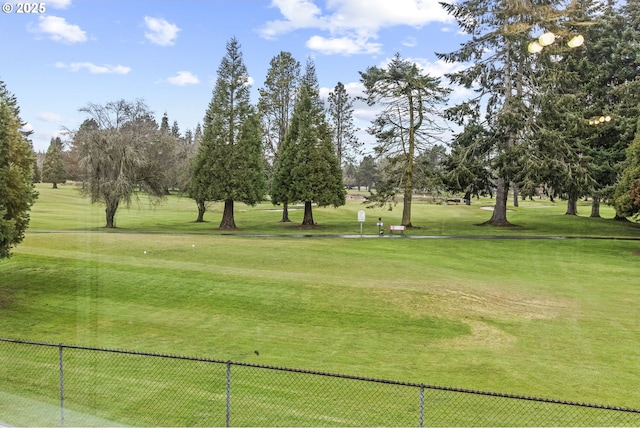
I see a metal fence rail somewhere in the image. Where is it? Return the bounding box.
[1,337,639,427]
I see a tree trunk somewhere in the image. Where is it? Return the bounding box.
[281,201,291,222]
[401,139,415,227]
[219,199,237,229]
[565,195,578,215]
[52,182,58,189]
[613,212,629,222]
[511,182,519,207]
[302,201,314,225]
[195,199,206,223]
[590,196,601,218]
[464,190,471,206]
[105,200,119,228]
[483,177,510,226]
[401,189,412,227]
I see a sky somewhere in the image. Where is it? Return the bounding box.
[0,0,471,153]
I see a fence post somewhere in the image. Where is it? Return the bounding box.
[59,345,65,427]
[419,385,425,428]
[226,362,231,427]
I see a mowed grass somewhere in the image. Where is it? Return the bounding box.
[25,182,640,237]
[1,183,640,425]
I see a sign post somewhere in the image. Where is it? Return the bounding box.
[357,210,366,237]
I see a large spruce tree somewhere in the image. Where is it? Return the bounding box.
[271,60,345,226]
[0,80,37,259]
[190,38,265,229]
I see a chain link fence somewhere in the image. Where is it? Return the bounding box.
[1,338,639,427]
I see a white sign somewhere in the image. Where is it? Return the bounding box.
[357,210,366,222]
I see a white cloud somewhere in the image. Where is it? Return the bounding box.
[320,81,365,100]
[402,37,417,47]
[260,0,326,39]
[144,16,180,46]
[55,62,131,74]
[307,35,381,55]
[165,71,200,86]
[46,0,72,9]
[259,0,452,55]
[31,15,87,43]
[37,112,64,122]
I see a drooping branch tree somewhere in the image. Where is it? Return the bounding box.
[360,53,450,227]
[189,38,266,229]
[444,122,495,204]
[0,79,37,259]
[73,99,168,228]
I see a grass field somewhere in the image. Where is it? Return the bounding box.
[1,183,640,425]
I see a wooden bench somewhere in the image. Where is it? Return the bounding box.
[388,225,406,235]
[446,198,463,204]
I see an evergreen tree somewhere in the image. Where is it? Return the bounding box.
[413,144,448,196]
[356,155,379,191]
[32,156,41,183]
[194,123,203,145]
[272,61,345,226]
[444,122,495,204]
[0,79,37,259]
[41,137,66,188]
[328,81,361,168]
[438,0,589,225]
[360,53,449,227]
[614,118,640,219]
[580,2,640,218]
[160,112,170,134]
[190,38,265,229]
[171,120,181,139]
[258,51,301,222]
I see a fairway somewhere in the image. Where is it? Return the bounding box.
[1,184,640,421]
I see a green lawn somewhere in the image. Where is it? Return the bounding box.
[1,184,639,425]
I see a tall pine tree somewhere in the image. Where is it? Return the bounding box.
[328,81,361,168]
[190,38,265,229]
[258,51,301,222]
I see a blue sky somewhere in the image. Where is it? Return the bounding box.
[1,0,469,152]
